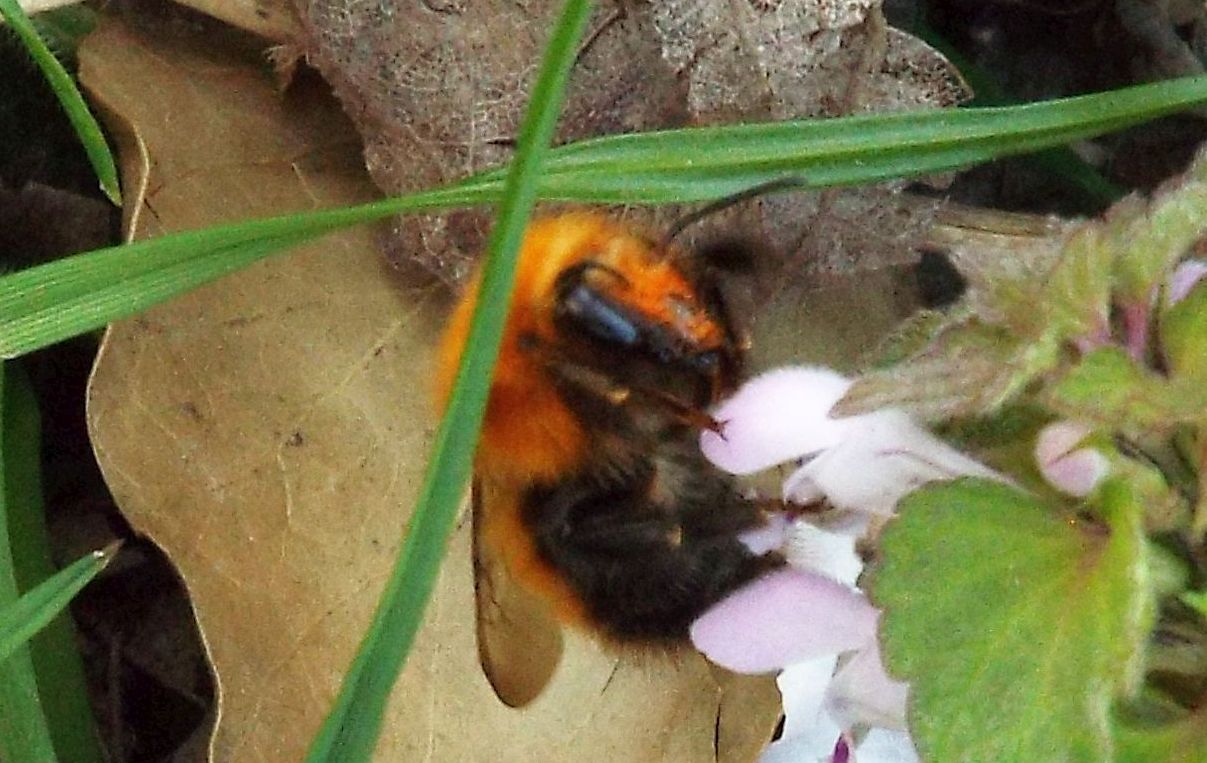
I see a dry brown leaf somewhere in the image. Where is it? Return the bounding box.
[295,0,969,283]
[169,0,301,43]
[80,7,784,763]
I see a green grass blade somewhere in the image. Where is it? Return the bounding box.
[302,0,593,760]
[26,6,98,66]
[0,544,117,664]
[900,10,1121,207]
[2,363,106,763]
[0,230,318,354]
[5,76,1207,359]
[0,0,120,205]
[0,364,56,762]
[528,76,1207,199]
[0,184,491,358]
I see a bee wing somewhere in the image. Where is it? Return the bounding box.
[472,479,564,708]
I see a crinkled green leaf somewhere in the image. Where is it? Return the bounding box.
[874,478,1151,763]
[1044,221,1116,339]
[1114,164,1207,305]
[1050,347,1207,427]
[926,207,1070,333]
[863,308,956,370]
[1181,590,1207,619]
[1161,279,1207,383]
[836,320,1057,419]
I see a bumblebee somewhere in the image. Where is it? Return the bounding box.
[435,213,783,704]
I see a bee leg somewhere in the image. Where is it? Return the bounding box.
[519,333,636,407]
[520,333,724,434]
[544,359,633,406]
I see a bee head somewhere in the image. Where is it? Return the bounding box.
[550,250,743,411]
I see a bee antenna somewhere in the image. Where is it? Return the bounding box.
[662,176,809,247]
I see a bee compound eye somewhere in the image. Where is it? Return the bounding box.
[561,284,640,347]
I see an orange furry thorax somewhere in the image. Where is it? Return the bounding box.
[434,213,708,486]
[433,212,748,633]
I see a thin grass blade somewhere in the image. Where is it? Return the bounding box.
[1,231,317,353]
[302,0,593,760]
[0,365,55,762]
[0,0,120,204]
[4,77,1207,358]
[0,544,117,664]
[3,363,105,763]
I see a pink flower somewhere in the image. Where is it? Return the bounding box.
[692,367,1003,763]
[1035,421,1109,497]
[702,367,1001,515]
[1168,259,1207,305]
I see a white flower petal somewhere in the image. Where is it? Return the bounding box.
[701,367,855,474]
[760,726,845,763]
[778,656,840,740]
[1040,448,1110,496]
[825,638,910,731]
[852,729,919,763]
[785,520,864,588]
[790,410,1002,515]
[1034,421,1093,465]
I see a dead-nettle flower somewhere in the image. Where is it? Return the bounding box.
[1116,258,1207,359]
[1034,421,1109,498]
[690,366,1004,763]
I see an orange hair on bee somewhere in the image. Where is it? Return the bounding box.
[435,213,754,632]
[435,213,711,484]
[436,214,696,625]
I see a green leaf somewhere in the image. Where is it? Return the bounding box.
[0,0,120,205]
[836,320,1057,419]
[1044,220,1115,340]
[0,544,116,664]
[1181,589,1207,619]
[1161,278,1207,382]
[1050,347,1207,427]
[1115,708,1207,763]
[863,308,955,370]
[535,76,1207,200]
[1114,163,1207,305]
[873,478,1151,763]
[303,1,593,761]
[8,77,1207,358]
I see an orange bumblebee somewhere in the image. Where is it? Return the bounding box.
[435,213,783,704]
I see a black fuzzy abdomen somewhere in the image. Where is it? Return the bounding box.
[520,445,783,642]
